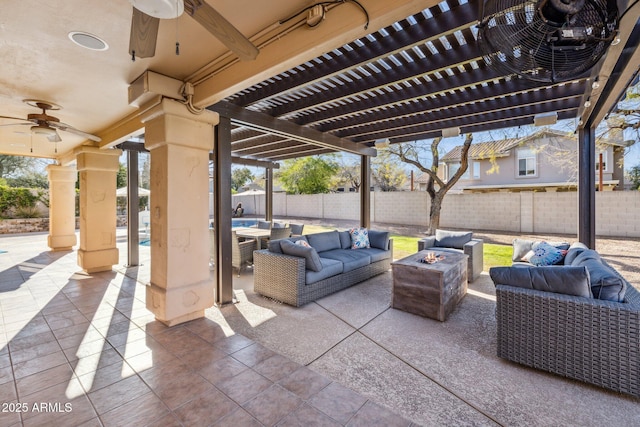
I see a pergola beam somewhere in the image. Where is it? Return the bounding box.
[210,101,376,157]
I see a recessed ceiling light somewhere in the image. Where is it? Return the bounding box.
[68,31,109,51]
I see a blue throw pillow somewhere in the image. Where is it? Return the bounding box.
[349,227,370,249]
[280,239,323,272]
[527,242,565,266]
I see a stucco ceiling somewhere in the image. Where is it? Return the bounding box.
[0,0,316,158]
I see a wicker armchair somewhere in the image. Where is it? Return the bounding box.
[290,223,304,236]
[260,226,291,249]
[495,283,640,398]
[232,231,256,277]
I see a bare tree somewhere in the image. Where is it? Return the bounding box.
[386,134,473,234]
[334,159,361,192]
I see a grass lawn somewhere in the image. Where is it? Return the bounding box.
[302,224,513,271]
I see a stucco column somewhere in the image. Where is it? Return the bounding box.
[141,98,218,326]
[46,164,77,251]
[76,147,122,273]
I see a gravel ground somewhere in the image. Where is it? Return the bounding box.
[281,216,640,289]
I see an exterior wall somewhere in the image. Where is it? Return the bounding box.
[372,191,427,225]
[440,193,521,232]
[7,192,639,238]
[260,191,640,238]
[444,136,617,191]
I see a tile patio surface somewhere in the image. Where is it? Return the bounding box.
[0,228,639,426]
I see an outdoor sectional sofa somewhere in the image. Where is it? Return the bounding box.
[253,229,392,306]
[490,240,640,398]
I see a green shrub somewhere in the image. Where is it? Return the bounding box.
[0,185,40,218]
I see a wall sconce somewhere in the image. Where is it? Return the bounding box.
[441,127,460,138]
[374,138,390,148]
[533,112,557,126]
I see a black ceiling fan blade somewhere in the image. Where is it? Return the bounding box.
[49,122,102,142]
[184,0,258,61]
[129,7,160,59]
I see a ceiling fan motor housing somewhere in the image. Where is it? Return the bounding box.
[478,0,619,83]
[539,0,586,26]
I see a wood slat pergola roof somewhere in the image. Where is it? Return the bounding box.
[210,0,639,163]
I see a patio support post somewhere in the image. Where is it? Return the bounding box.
[578,126,596,248]
[360,155,371,228]
[214,115,234,305]
[265,166,273,222]
[141,98,219,326]
[127,149,140,266]
[76,147,122,272]
[46,164,77,251]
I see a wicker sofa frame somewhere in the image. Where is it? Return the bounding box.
[495,282,640,398]
[253,240,392,307]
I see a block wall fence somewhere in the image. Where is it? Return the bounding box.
[234,191,640,238]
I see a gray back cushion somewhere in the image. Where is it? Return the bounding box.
[564,242,589,265]
[490,266,592,298]
[267,236,308,254]
[257,220,271,229]
[571,250,627,302]
[368,230,390,250]
[435,229,472,249]
[280,239,323,272]
[338,230,351,249]
[307,231,342,253]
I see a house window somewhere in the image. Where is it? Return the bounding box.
[517,149,536,177]
[460,161,480,179]
[447,163,460,181]
[595,151,608,172]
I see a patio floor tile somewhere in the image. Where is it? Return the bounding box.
[216,369,273,404]
[307,381,367,424]
[242,384,303,426]
[173,388,239,426]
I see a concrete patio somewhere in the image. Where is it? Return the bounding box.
[1,227,639,426]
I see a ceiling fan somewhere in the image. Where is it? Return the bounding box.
[0,100,101,143]
[477,0,619,83]
[128,0,259,61]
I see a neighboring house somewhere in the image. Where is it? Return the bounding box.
[416,130,626,193]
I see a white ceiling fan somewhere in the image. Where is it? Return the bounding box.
[128,0,259,61]
[0,99,101,143]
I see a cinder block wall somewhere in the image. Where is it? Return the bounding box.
[268,191,640,238]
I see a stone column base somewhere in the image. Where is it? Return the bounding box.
[78,248,119,273]
[146,279,215,326]
[48,234,77,251]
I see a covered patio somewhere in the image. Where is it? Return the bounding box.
[1,225,638,425]
[1,0,640,424]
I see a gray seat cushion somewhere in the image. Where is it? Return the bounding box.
[356,248,391,263]
[490,265,592,298]
[319,249,371,272]
[430,247,464,256]
[305,258,343,284]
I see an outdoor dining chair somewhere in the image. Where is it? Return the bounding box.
[232,230,256,277]
[261,226,291,248]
